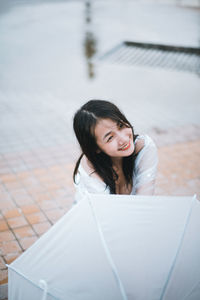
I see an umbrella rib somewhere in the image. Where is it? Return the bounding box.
[182,279,200,300]
[87,193,128,300]
[159,195,197,300]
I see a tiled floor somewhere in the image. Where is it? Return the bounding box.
[0,145,77,288]
[156,139,200,197]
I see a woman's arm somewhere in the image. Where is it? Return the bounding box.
[134,136,158,195]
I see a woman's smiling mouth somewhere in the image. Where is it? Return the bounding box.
[119,140,131,151]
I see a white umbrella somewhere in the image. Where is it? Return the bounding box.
[8,193,200,300]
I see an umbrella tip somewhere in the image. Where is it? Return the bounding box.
[39,279,48,300]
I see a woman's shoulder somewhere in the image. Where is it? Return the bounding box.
[135,134,156,151]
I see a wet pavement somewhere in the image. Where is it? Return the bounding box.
[0,0,200,297]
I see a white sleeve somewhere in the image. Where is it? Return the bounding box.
[134,136,158,195]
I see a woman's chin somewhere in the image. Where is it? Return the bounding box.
[126,148,135,156]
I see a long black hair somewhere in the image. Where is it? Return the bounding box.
[73,100,138,194]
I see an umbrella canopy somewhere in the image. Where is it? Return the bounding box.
[8,194,200,300]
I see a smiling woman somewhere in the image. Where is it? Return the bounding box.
[73,100,158,200]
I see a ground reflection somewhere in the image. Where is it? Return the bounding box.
[83,1,97,79]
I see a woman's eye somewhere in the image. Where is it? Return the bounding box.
[118,123,124,129]
[107,136,113,142]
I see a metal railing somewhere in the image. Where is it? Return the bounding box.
[98,41,200,74]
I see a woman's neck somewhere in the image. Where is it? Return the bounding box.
[111,157,123,170]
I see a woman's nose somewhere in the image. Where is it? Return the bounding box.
[117,133,126,145]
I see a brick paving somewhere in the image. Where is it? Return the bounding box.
[156,139,200,197]
[0,148,76,289]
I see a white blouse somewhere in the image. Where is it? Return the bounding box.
[74,135,158,202]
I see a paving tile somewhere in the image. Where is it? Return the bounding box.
[37,174,54,183]
[3,253,21,265]
[19,151,36,160]
[25,212,47,225]
[0,162,9,170]
[52,188,70,198]
[0,256,6,270]
[2,153,21,161]
[17,171,32,180]
[0,174,18,183]
[1,240,21,255]
[19,236,38,251]
[3,181,22,190]
[21,176,40,188]
[0,220,8,232]
[21,204,40,215]
[2,208,21,219]
[38,200,58,211]
[25,161,44,169]
[33,168,49,176]
[62,206,73,213]
[0,192,12,203]
[11,165,28,174]
[0,199,16,210]
[50,188,75,200]
[22,157,40,164]
[0,231,15,243]
[55,197,74,209]
[14,195,34,206]
[32,192,52,202]
[41,182,61,190]
[25,186,46,196]
[41,160,57,167]
[9,188,30,199]
[54,157,71,165]
[0,185,7,193]
[45,208,65,223]
[13,226,35,239]
[56,178,71,187]
[0,269,8,284]
[48,166,66,176]
[33,153,52,161]
[0,191,12,201]
[0,166,13,174]
[32,222,51,235]
[7,157,24,166]
[7,216,28,229]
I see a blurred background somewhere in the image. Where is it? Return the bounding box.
[0,0,200,296]
[0,0,200,144]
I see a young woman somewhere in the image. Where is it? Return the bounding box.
[73,100,158,201]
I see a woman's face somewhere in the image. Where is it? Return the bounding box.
[94,118,135,159]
